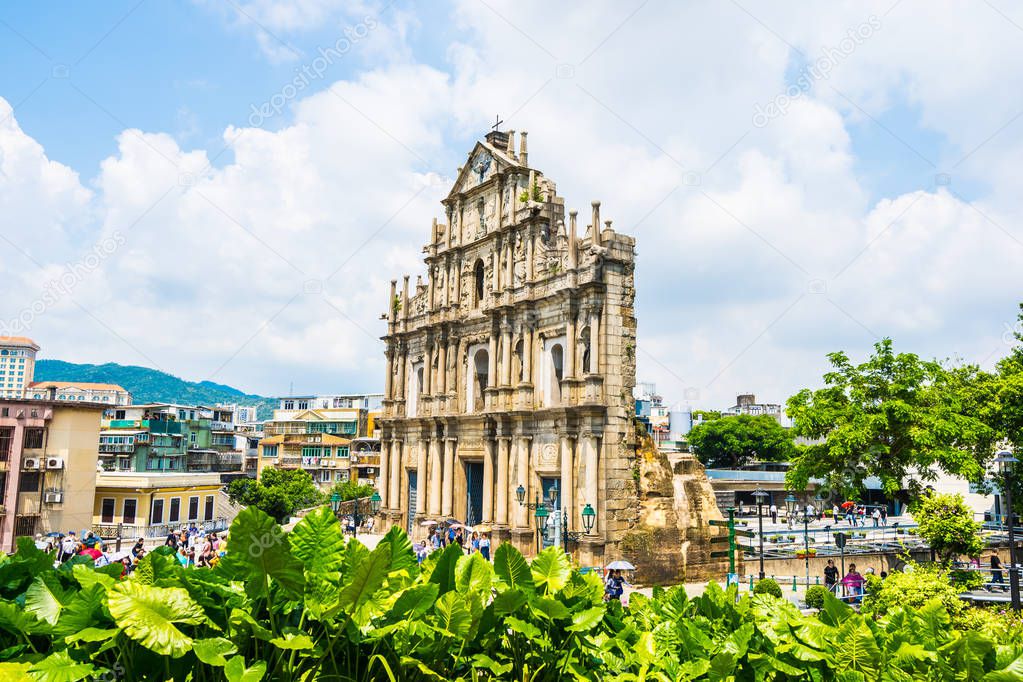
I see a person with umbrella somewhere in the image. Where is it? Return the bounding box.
[603,560,635,603]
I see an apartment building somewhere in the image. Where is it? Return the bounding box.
[0,398,104,552]
[29,381,131,405]
[257,394,379,490]
[0,337,39,400]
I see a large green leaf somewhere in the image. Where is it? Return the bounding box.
[427,543,462,595]
[24,574,70,626]
[339,540,391,614]
[455,552,492,596]
[986,652,1023,681]
[434,591,471,639]
[224,656,266,682]
[493,543,534,594]
[340,538,370,580]
[566,606,605,632]
[194,637,238,666]
[52,583,109,638]
[833,619,881,679]
[107,581,206,658]
[289,506,345,574]
[0,662,32,681]
[379,525,418,581]
[529,547,571,595]
[492,588,527,615]
[388,583,439,620]
[27,650,95,682]
[217,506,305,598]
[0,600,48,636]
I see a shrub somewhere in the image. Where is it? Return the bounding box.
[753,578,783,598]
[861,561,969,627]
[804,585,829,610]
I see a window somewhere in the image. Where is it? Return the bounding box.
[123,499,137,524]
[0,427,12,462]
[115,410,126,420]
[473,349,489,411]
[190,432,197,444]
[320,470,331,482]
[188,496,199,521]
[101,498,115,523]
[23,428,44,449]
[14,515,37,538]
[298,401,308,410]
[302,446,322,457]
[474,259,485,307]
[283,400,294,410]
[204,495,214,521]
[337,446,349,459]
[263,445,278,458]
[151,499,164,524]
[169,498,181,523]
[18,472,40,493]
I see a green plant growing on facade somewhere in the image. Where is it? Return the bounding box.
[392,294,401,316]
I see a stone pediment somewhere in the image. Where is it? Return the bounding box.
[446,141,520,199]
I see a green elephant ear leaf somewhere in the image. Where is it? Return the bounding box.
[388,582,440,621]
[427,543,462,595]
[217,506,305,598]
[224,656,267,682]
[107,581,206,658]
[456,552,493,595]
[833,619,881,679]
[193,637,238,666]
[290,506,345,574]
[530,547,571,595]
[379,525,419,582]
[27,650,95,682]
[493,543,534,594]
[434,591,471,640]
[24,573,70,626]
[0,662,32,681]
[339,541,391,614]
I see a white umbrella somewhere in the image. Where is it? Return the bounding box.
[421,520,438,527]
[606,560,636,571]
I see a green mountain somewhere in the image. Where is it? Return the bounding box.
[34,360,277,419]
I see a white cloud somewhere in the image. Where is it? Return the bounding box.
[4,0,1023,411]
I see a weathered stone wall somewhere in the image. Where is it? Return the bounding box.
[616,429,733,585]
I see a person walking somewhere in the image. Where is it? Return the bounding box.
[824,559,839,594]
[770,503,778,524]
[479,533,491,561]
[871,508,881,528]
[842,564,865,604]
[59,532,78,563]
[880,506,888,527]
[470,531,480,554]
[991,553,1005,591]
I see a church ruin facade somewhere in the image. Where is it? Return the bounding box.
[374,129,639,563]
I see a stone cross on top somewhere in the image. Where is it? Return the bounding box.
[491,114,503,132]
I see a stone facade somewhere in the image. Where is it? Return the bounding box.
[375,129,638,563]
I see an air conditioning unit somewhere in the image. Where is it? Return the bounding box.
[43,491,63,504]
[22,458,40,470]
[46,457,64,470]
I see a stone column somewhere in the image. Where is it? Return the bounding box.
[501,321,512,387]
[506,231,514,289]
[416,441,427,516]
[522,325,532,383]
[589,308,600,374]
[496,437,510,526]
[389,439,402,514]
[395,348,406,400]
[379,440,391,509]
[483,438,496,524]
[428,262,436,311]
[591,201,601,248]
[566,311,577,378]
[402,275,410,324]
[423,341,433,397]
[442,438,455,517]
[492,237,501,292]
[428,438,442,516]
[514,437,529,528]
[487,333,498,389]
[526,226,534,281]
[437,336,447,396]
[453,257,462,308]
[568,211,578,269]
[383,348,394,402]
[582,433,599,535]
[560,435,575,531]
[496,175,504,230]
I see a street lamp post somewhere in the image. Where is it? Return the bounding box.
[753,487,768,580]
[333,490,382,539]
[803,503,811,590]
[995,451,1021,612]
[784,494,798,531]
[518,482,596,555]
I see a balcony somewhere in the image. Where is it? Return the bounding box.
[99,444,137,453]
[279,456,302,468]
[210,421,234,432]
[351,454,380,467]
[93,517,229,540]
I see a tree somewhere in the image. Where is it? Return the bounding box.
[329,479,376,502]
[786,339,995,499]
[687,415,795,468]
[227,468,323,522]
[911,492,984,563]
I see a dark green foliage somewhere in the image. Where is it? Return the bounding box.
[0,508,1021,680]
[804,584,829,610]
[688,414,795,468]
[753,578,783,598]
[226,468,323,522]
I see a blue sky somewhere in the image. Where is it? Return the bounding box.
[2,1,1022,408]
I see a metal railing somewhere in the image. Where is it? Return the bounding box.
[93,517,229,541]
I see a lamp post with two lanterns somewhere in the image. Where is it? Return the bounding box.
[330,490,382,539]
[516,482,597,554]
[995,451,1020,612]
[752,487,769,580]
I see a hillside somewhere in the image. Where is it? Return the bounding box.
[34,360,277,419]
